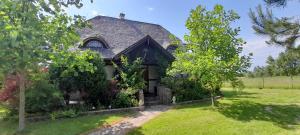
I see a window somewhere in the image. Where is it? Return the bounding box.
[85,40,106,49]
[166,45,177,53]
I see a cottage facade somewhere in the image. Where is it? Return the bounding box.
[77,14,180,99]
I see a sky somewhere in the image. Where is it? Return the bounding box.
[66,0,300,70]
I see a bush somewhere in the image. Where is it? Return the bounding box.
[26,80,64,113]
[49,51,108,108]
[111,56,144,108]
[161,77,209,102]
[50,109,78,120]
[112,91,138,108]
[0,75,19,113]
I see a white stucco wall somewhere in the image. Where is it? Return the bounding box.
[104,65,115,80]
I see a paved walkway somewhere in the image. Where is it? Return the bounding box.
[88,105,171,135]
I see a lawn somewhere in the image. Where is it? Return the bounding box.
[129,88,300,135]
[223,76,300,89]
[0,107,131,135]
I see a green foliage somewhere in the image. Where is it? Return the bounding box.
[168,5,251,105]
[114,56,145,92]
[265,56,276,76]
[276,50,300,77]
[112,56,144,108]
[25,80,63,113]
[50,109,78,120]
[49,50,108,107]
[0,0,92,130]
[161,77,209,102]
[0,0,90,75]
[112,91,139,108]
[249,3,300,49]
[250,49,300,78]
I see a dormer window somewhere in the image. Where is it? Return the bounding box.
[85,40,105,49]
[83,37,109,49]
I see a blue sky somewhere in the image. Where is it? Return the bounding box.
[67,0,300,70]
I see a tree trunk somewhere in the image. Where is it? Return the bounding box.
[262,77,265,89]
[291,75,294,89]
[18,72,26,131]
[211,92,214,107]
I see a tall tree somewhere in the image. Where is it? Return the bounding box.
[168,5,251,106]
[253,66,266,88]
[249,0,300,49]
[276,49,300,88]
[0,0,92,131]
[265,56,276,76]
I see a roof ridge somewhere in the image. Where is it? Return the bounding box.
[89,15,162,27]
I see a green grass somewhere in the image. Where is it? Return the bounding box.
[0,109,131,135]
[129,88,300,135]
[224,76,300,89]
[0,105,8,119]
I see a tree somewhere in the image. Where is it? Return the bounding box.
[168,5,251,106]
[0,0,92,131]
[276,50,300,88]
[49,50,107,108]
[265,56,276,76]
[249,1,300,50]
[253,66,266,88]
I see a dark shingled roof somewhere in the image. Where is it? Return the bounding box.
[77,15,181,59]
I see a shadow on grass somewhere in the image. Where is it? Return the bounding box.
[222,90,258,99]
[217,100,300,129]
[173,90,258,110]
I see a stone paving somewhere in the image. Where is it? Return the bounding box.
[88,105,171,135]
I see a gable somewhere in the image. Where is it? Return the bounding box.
[114,36,175,65]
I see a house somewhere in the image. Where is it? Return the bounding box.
[77,13,180,101]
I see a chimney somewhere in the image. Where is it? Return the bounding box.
[119,13,125,20]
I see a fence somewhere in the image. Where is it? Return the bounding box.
[223,76,300,89]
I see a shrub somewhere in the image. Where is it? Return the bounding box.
[161,77,209,102]
[0,75,19,113]
[50,109,78,120]
[112,91,138,108]
[49,50,108,108]
[112,56,144,108]
[25,80,64,113]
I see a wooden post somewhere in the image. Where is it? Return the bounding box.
[139,89,144,110]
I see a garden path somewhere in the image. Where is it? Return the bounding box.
[88,105,171,135]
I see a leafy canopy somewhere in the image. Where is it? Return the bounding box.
[0,0,92,131]
[249,0,300,49]
[168,5,251,97]
[0,0,92,74]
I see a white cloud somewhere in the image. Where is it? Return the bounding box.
[91,10,98,16]
[243,37,284,70]
[91,10,104,16]
[147,7,154,11]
